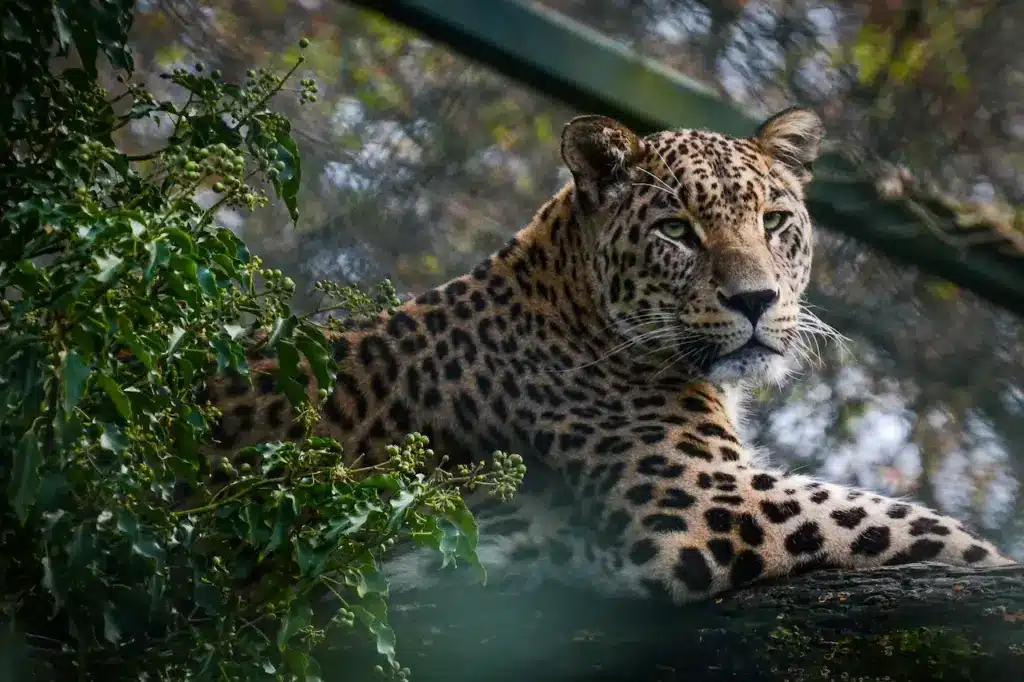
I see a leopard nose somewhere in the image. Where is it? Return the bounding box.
[718,288,779,325]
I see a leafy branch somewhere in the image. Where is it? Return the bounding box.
[0,5,523,681]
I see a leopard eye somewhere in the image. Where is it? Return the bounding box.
[763,210,791,234]
[655,218,697,245]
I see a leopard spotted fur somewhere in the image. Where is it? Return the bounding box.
[203,108,1015,602]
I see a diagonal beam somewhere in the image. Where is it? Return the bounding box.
[345,0,1024,318]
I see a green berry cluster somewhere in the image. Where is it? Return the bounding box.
[383,432,436,476]
[75,138,116,164]
[299,77,319,104]
[260,266,296,294]
[486,450,527,500]
[374,661,413,681]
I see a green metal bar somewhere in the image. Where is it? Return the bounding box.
[346,0,1024,318]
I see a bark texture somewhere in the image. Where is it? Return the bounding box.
[325,563,1024,682]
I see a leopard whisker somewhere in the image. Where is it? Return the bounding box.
[630,181,675,196]
[647,141,684,196]
[548,326,684,374]
[634,167,676,194]
[652,341,708,378]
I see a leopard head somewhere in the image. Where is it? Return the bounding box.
[560,107,831,385]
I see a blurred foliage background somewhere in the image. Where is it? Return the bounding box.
[116,0,1023,558]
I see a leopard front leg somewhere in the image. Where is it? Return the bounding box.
[602,464,1016,603]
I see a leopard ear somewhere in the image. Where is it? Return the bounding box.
[561,115,647,212]
[753,107,824,184]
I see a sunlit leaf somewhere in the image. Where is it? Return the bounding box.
[99,423,128,452]
[93,252,123,283]
[223,323,246,340]
[144,240,169,281]
[167,326,186,355]
[198,267,218,296]
[388,489,417,529]
[267,314,298,348]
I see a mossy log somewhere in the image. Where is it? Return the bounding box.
[325,563,1024,682]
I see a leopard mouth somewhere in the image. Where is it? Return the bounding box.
[697,337,784,376]
[716,338,783,363]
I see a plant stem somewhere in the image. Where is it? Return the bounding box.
[172,475,288,518]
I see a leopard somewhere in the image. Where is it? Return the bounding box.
[203,107,1015,603]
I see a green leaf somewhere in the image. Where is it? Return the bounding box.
[93,252,123,283]
[144,240,170,281]
[115,508,138,537]
[435,515,486,584]
[325,500,378,540]
[52,1,73,51]
[355,565,389,598]
[271,133,302,223]
[443,498,479,551]
[437,519,459,569]
[275,341,308,409]
[96,373,132,420]
[61,0,99,76]
[198,267,218,296]
[98,419,129,450]
[132,534,164,562]
[210,336,233,371]
[167,326,186,355]
[442,499,486,584]
[276,598,313,651]
[103,606,122,644]
[40,556,62,614]
[223,323,246,340]
[194,582,221,615]
[242,503,270,546]
[360,474,400,492]
[348,595,396,665]
[163,228,193,252]
[303,658,323,682]
[408,515,445,553]
[211,253,240,281]
[253,442,291,476]
[263,493,297,557]
[9,432,42,523]
[294,329,332,394]
[283,649,317,681]
[169,253,199,287]
[99,423,128,452]
[388,489,417,529]
[188,114,243,148]
[294,538,332,579]
[267,314,298,348]
[61,349,91,414]
[120,329,153,369]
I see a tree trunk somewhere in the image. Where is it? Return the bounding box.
[325,563,1024,681]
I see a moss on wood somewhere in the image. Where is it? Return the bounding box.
[321,563,1024,682]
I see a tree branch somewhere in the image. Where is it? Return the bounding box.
[325,563,1024,681]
